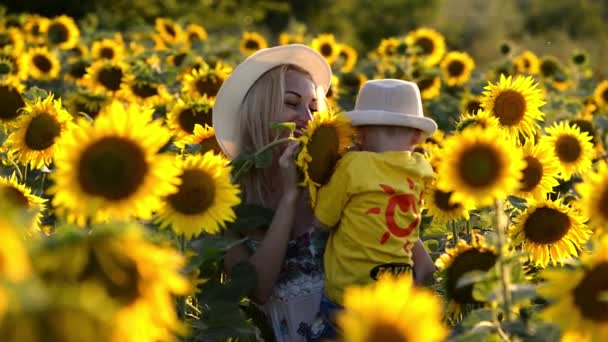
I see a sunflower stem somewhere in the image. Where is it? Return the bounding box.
[494,199,513,323]
[38,173,46,196]
[256,137,292,156]
[6,157,23,182]
[450,221,458,246]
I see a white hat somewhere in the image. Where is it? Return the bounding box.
[212,44,332,159]
[345,79,437,135]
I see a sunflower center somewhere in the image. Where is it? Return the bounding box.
[448,60,465,77]
[573,54,586,65]
[415,37,434,55]
[523,206,571,244]
[365,320,409,342]
[433,189,460,211]
[67,60,89,80]
[194,77,220,97]
[523,59,531,69]
[168,168,215,216]
[97,66,124,91]
[307,124,340,185]
[540,60,558,77]
[47,23,69,44]
[0,85,25,121]
[77,137,148,200]
[25,113,61,151]
[520,156,543,192]
[3,185,29,208]
[320,43,333,57]
[131,83,159,99]
[493,90,526,126]
[572,262,608,322]
[164,24,176,37]
[447,249,498,304]
[555,135,582,163]
[33,55,52,73]
[178,108,212,134]
[457,144,501,189]
[244,39,259,50]
[99,47,115,60]
[466,100,482,114]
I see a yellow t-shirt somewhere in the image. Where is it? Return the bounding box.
[314,151,434,305]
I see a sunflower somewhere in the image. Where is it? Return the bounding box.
[513,50,540,74]
[538,235,608,341]
[64,90,108,120]
[0,76,25,126]
[0,28,25,55]
[278,32,304,46]
[455,110,501,133]
[91,37,126,61]
[4,93,73,169]
[376,37,401,58]
[576,162,608,233]
[552,76,574,92]
[338,274,446,342]
[481,74,545,139]
[181,62,231,99]
[460,93,483,115]
[405,27,446,67]
[435,234,499,317]
[593,80,608,110]
[239,31,268,56]
[423,182,471,224]
[440,51,475,87]
[64,58,91,83]
[24,46,60,80]
[0,173,46,233]
[337,43,358,73]
[416,75,441,100]
[296,111,354,206]
[539,56,561,79]
[42,15,80,50]
[340,72,368,93]
[68,42,90,62]
[571,50,589,66]
[436,126,524,208]
[155,17,184,45]
[185,23,208,44]
[155,152,240,238]
[119,74,171,107]
[174,124,223,156]
[542,121,594,180]
[510,198,591,267]
[311,34,340,64]
[0,51,28,80]
[514,139,560,201]
[0,216,32,282]
[167,97,214,139]
[325,75,341,104]
[583,97,599,116]
[23,14,49,45]
[81,60,129,97]
[569,117,599,150]
[48,101,181,226]
[416,129,445,155]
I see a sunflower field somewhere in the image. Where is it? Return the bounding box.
[1,2,608,341]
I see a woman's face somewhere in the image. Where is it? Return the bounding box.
[281,69,318,136]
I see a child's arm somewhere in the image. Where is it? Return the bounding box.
[412,239,435,286]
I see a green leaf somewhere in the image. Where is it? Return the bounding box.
[187,235,246,272]
[22,86,49,102]
[461,308,494,329]
[226,203,275,233]
[271,121,296,135]
[254,148,273,169]
[226,261,258,299]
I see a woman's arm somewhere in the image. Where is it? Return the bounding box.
[412,239,435,286]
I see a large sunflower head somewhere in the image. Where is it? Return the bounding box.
[42,15,80,50]
[181,62,232,99]
[24,46,60,80]
[423,181,472,224]
[437,126,524,208]
[311,33,340,64]
[167,97,214,139]
[513,50,540,75]
[338,274,447,342]
[91,37,126,62]
[435,234,499,317]
[440,51,475,87]
[515,139,561,201]
[481,74,546,138]
[405,27,446,67]
[239,31,268,56]
[155,152,240,238]
[510,198,591,268]
[576,162,608,233]
[48,100,181,226]
[4,93,73,169]
[174,124,223,156]
[0,173,46,233]
[593,80,608,110]
[0,76,25,125]
[81,60,129,96]
[542,121,594,180]
[538,235,608,341]
[295,111,354,205]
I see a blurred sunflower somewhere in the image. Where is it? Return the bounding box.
[376,37,400,58]
[0,51,28,80]
[325,75,341,106]
[576,162,608,233]
[539,56,561,79]
[337,43,358,73]
[0,173,46,234]
[23,14,49,44]
[240,32,268,56]
[174,124,223,156]
[455,110,500,132]
[0,76,25,126]
[24,46,60,80]
[405,27,446,67]
[167,97,214,139]
[440,51,475,87]
[481,74,545,139]
[295,111,354,205]
[181,62,231,99]
[583,97,599,116]
[416,75,441,100]
[460,93,483,115]
[48,101,181,225]
[435,234,499,317]
[64,90,108,120]
[42,15,80,50]
[156,152,240,238]
[340,72,367,93]
[185,23,208,44]
[571,50,589,67]
[437,126,524,208]
[552,76,574,92]
[4,94,73,169]
[311,34,340,64]
[542,121,594,180]
[155,17,184,45]
[338,274,447,342]
[423,182,471,224]
[510,198,591,267]
[538,235,608,341]
[64,59,91,83]
[91,37,126,61]
[513,50,540,74]
[0,28,25,55]
[68,42,90,62]
[278,32,304,45]
[119,75,171,107]
[166,50,189,68]
[81,60,128,97]
[515,139,560,201]
[0,216,33,282]
[415,129,445,157]
[593,80,608,110]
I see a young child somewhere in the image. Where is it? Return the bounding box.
[310,79,437,339]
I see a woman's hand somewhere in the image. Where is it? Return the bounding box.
[278,140,301,200]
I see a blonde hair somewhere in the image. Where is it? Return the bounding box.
[238,64,312,208]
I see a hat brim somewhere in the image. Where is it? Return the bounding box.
[212,44,332,159]
[345,110,438,136]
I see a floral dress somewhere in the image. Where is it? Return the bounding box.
[245,228,327,342]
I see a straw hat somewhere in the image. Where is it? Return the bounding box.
[212,44,332,159]
[345,79,437,135]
